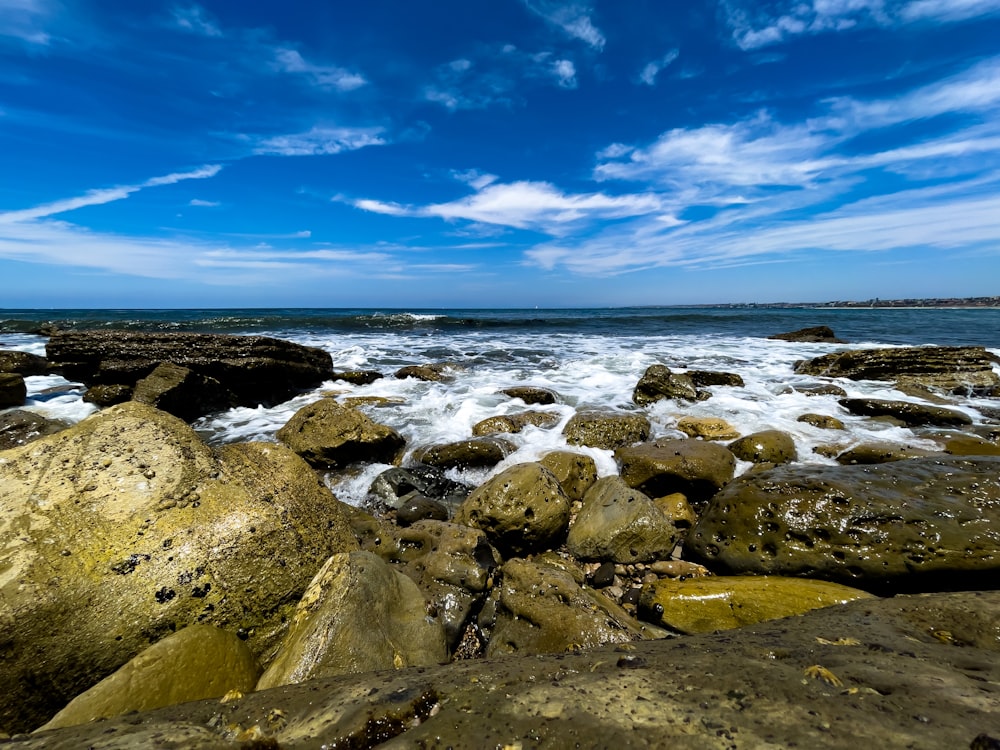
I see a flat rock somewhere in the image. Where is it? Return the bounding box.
[686,456,1000,591]
[563,408,651,450]
[276,398,405,469]
[835,441,940,464]
[0,409,69,450]
[615,438,736,504]
[0,350,49,375]
[839,397,973,427]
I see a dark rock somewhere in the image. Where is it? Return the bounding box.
[396,495,449,526]
[797,413,845,430]
[395,364,451,382]
[563,409,651,450]
[0,350,49,375]
[500,386,558,404]
[0,372,26,408]
[615,438,736,503]
[276,398,405,469]
[835,442,941,464]
[839,397,973,427]
[0,409,69,450]
[589,561,616,588]
[687,370,745,388]
[412,436,515,470]
[332,369,384,385]
[768,325,845,343]
[131,362,237,422]
[632,364,702,404]
[728,430,798,464]
[795,345,1000,393]
[45,330,333,408]
[686,456,1000,591]
[794,383,848,397]
[369,466,472,511]
[82,384,133,406]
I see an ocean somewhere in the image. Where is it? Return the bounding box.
[3,306,999,506]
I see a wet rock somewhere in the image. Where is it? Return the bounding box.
[0,409,69,450]
[257,552,447,690]
[395,363,451,382]
[797,413,845,430]
[639,576,874,634]
[500,386,558,404]
[483,559,666,657]
[839,397,973,427]
[332,369,383,385]
[795,345,1000,394]
[632,364,702,404]
[937,434,1000,456]
[652,492,697,532]
[728,429,798,464]
[538,450,598,502]
[46,330,333,409]
[676,416,740,440]
[18,591,1000,749]
[794,383,849,397]
[615,438,736,504]
[0,372,26,408]
[563,408,651,450]
[472,411,560,436]
[39,626,260,731]
[412,436,515,470]
[339,395,405,409]
[687,370,745,388]
[395,495,449,526]
[454,462,571,556]
[567,477,679,563]
[0,350,49,376]
[835,442,940,464]
[368,465,472,511]
[686,456,1000,591]
[276,398,405,469]
[768,325,845,343]
[82,383,133,406]
[0,401,358,733]
[131,362,237,422]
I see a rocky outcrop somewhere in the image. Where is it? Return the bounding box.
[538,450,598,501]
[276,398,405,469]
[632,364,701,404]
[23,591,1000,749]
[768,325,845,343]
[563,409,651,450]
[412,436,515,470]
[0,372,26,408]
[500,386,559,404]
[131,362,237,422]
[0,402,359,733]
[728,429,798,464]
[839,397,973,427]
[686,457,1000,591]
[567,477,680,563]
[794,345,1000,393]
[45,330,333,409]
[454,462,571,556]
[639,575,874,634]
[256,552,447,690]
[0,409,68,449]
[0,350,49,375]
[39,625,260,731]
[615,438,736,503]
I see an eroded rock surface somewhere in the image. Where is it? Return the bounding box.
[616,438,736,503]
[0,409,69,450]
[563,409,651,450]
[728,429,798,464]
[276,398,405,469]
[412,436,515,470]
[839,397,973,427]
[632,364,701,404]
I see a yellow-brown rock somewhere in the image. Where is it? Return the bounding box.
[676,416,740,440]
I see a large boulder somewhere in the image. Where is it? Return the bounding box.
[639,576,874,634]
[45,330,333,408]
[0,409,68,450]
[39,625,260,731]
[256,552,447,690]
[794,345,1000,394]
[728,429,798,464]
[0,372,26,408]
[0,350,49,375]
[567,476,680,563]
[454,462,571,556]
[412,436,515,470]
[632,364,701,404]
[0,401,358,733]
[838,397,973,427]
[686,457,1000,591]
[538,450,598,501]
[131,362,237,422]
[615,438,736,503]
[276,398,405,469]
[562,409,651,450]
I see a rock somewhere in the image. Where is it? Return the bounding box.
[0,409,69,450]
[567,477,680,563]
[632,364,702,404]
[615,438,736,504]
[728,430,798,464]
[794,345,1000,393]
[276,398,405,469]
[454,462,571,556]
[339,395,406,408]
[472,411,560,435]
[500,386,559,404]
[937,434,1000,456]
[412,436,515,470]
[538,450,598,501]
[794,383,848,397]
[835,442,940,464]
[797,413,845,430]
[0,402,359,733]
[768,325,845,343]
[563,409,651,450]
[395,495,449,526]
[839,397,973,427]
[395,364,451,382]
[483,559,666,657]
[17,591,1000,749]
[686,457,1000,591]
[676,416,740,440]
[687,370,745,388]
[652,492,697,532]
[39,626,260,731]
[257,552,446,690]
[82,384,133,406]
[0,350,49,375]
[332,369,383,385]
[639,576,874,634]
[46,330,333,409]
[131,362,237,422]
[0,372,26,408]
[368,465,472,511]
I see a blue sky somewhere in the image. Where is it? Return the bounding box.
[2,0,1000,308]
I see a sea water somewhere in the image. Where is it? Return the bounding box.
[3,307,999,506]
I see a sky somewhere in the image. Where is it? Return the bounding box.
[1,0,1000,308]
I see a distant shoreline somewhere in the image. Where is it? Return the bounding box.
[673,296,1000,310]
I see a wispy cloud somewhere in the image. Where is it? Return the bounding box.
[188,198,220,207]
[638,49,680,86]
[552,59,577,88]
[250,126,387,156]
[272,47,367,92]
[171,4,222,37]
[522,0,606,50]
[0,0,54,45]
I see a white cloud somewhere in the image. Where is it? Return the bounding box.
[272,48,366,92]
[452,169,499,190]
[0,0,54,45]
[638,49,680,86]
[189,198,220,207]
[171,4,222,37]
[521,0,605,49]
[251,126,386,156]
[552,59,577,88]
[900,0,1000,21]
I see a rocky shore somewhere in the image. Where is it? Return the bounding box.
[1,328,999,747]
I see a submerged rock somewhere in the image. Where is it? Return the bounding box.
[332,369,383,385]
[563,408,651,450]
[276,398,405,469]
[395,363,452,382]
[500,386,559,404]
